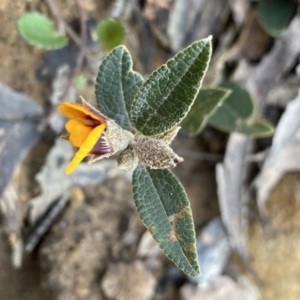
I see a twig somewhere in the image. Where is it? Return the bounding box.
[76,0,87,46]
[58,0,88,102]
[131,0,153,73]
[45,0,64,30]
[9,233,23,268]
[65,24,83,48]
[39,0,89,132]
[45,0,82,47]
[1,185,23,268]
[25,193,69,253]
[177,149,223,162]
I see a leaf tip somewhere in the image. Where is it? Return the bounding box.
[114,44,127,51]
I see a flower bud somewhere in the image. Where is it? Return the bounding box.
[133,137,183,169]
[117,148,139,171]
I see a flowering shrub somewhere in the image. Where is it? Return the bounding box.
[60,38,212,276]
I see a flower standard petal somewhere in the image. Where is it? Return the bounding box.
[66,124,106,175]
[58,102,106,124]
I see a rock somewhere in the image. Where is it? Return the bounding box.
[39,176,135,300]
[137,230,161,259]
[101,262,156,300]
[137,230,163,273]
[191,217,231,287]
[180,276,257,300]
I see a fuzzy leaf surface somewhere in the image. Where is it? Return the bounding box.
[132,165,200,276]
[181,88,231,136]
[17,12,68,49]
[208,82,274,137]
[131,37,212,136]
[208,82,252,132]
[97,18,125,50]
[95,46,144,130]
[235,120,274,137]
[256,0,297,37]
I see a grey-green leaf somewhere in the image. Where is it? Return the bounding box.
[235,120,274,137]
[131,36,212,136]
[17,12,68,49]
[208,82,274,137]
[96,18,125,50]
[74,74,88,91]
[132,165,200,276]
[256,0,297,38]
[95,46,144,130]
[208,81,253,132]
[181,88,231,136]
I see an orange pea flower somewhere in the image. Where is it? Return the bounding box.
[58,99,130,175]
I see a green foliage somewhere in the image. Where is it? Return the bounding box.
[181,88,231,136]
[256,0,297,37]
[74,74,88,90]
[132,166,200,276]
[208,81,274,137]
[208,81,253,131]
[234,120,274,137]
[95,46,144,130]
[17,12,68,49]
[131,37,212,136]
[96,18,125,50]
[93,39,212,275]
[63,31,276,275]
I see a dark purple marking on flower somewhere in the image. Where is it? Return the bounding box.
[84,117,101,126]
[89,135,113,156]
[173,157,183,165]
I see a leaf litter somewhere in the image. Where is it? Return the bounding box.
[0,83,44,268]
[255,89,300,216]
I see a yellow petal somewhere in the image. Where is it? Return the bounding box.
[58,102,106,124]
[65,119,94,147]
[66,124,106,175]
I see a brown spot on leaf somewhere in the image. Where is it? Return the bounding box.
[167,217,181,243]
[149,225,156,234]
[168,207,192,223]
[177,207,192,219]
[188,244,197,253]
[168,229,178,242]
[167,207,193,243]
